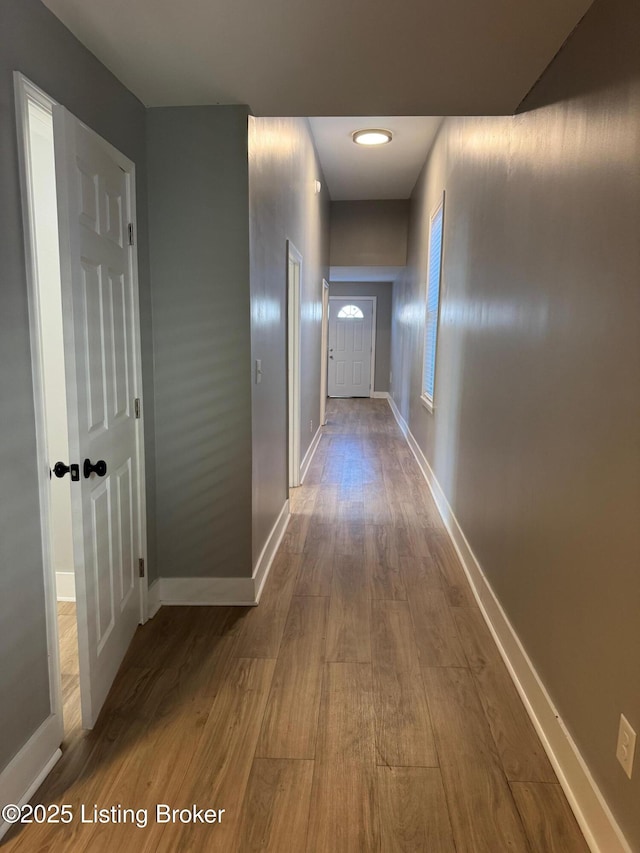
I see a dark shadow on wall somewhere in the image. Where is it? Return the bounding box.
[517,0,640,113]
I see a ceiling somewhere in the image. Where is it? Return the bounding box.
[41,0,593,201]
[41,0,593,116]
[309,117,442,200]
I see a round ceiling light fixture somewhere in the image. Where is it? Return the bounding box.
[352,128,393,146]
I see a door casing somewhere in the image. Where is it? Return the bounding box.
[320,279,329,425]
[287,241,302,487]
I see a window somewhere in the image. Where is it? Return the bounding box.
[337,304,364,319]
[422,194,445,410]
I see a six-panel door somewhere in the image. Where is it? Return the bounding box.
[53,105,142,728]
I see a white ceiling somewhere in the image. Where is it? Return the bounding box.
[41,0,593,116]
[309,117,442,200]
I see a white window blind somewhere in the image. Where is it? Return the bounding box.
[422,197,444,404]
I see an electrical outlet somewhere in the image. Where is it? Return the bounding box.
[309,419,313,433]
[616,714,636,779]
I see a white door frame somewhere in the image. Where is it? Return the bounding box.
[13,72,64,756]
[287,241,302,487]
[13,73,148,729]
[320,279,329,425]
[328,295,377,397]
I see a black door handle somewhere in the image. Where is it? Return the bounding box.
[53,461,80,481]
[83,459,107,478]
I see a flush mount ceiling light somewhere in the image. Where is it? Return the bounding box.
[352,128,393,146]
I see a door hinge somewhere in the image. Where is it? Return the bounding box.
[134,397,141,419]
[128,223,134,246]
[138,558,145,578]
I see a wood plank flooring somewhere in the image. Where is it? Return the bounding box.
[2,399,589,852]
[56,601,81,738]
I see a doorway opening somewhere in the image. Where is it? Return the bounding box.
[17,78,80,740]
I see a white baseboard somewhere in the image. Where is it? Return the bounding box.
[371,391,389,399]
[0,715,63,841]
[252,499,290,602]
[387,393,407,431]
[157,500,290,608]
[147,578,161,618]
[158,575,257,607]
[300,427,323,484]
[55,571,75,602]
[386,394,632,853]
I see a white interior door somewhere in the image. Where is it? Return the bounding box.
[328,298,374,397]
[53,105,143,728]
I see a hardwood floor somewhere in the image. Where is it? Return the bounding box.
[57,601,81,737]
[2,399,589,852]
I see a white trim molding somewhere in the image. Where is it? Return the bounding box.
[0,715,62,841]
[158,576,256,607]
[372,391,389,399]
[157,500,290,608]
[419,392,434,413]
[386,394,633,853]
[13,71,64,746]
[300,427,323,484]
[55,571,76,602]
[252,499,290,602]
[320,279,329,427]
[287,241,302,488]
[147,578,161,618]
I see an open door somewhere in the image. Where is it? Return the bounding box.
[53,105,145,728]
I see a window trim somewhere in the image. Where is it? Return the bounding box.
[420,392,435,414]
[421,192,445,412]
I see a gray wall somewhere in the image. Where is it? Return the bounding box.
[330,200,409,267]
[329,282,392,393]
[0,0,154,770]
[390,0,640,845]
[148,106,253,579]
[248,117,330,565]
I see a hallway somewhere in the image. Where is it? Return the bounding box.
[3,399,588,852]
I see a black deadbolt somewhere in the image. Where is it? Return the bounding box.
[83,458,107,479]
[53,461,80,481]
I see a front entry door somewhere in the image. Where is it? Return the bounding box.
[327,298,374,397]
[53,105,144,728]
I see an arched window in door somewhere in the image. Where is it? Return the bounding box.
[337,304,364,319]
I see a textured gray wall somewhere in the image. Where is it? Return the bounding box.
[248,117,330,565]
[148,107,253,579]
[330,200,409,267]
[390,0,640,845]
[0,0,154,770]
[329,282,392,393]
